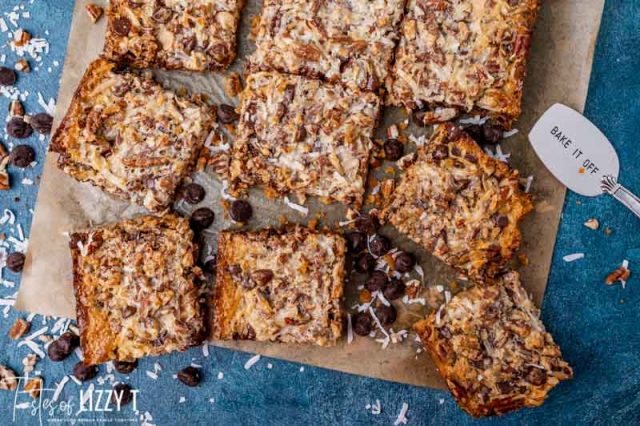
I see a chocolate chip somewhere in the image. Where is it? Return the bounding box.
[6,252,25,272]
[464,124,483,142]
[202,255,217,274]
[30,113,53,135]
[352,313,372,336]
[0,67,17,86]
[383,279,406,301]
[369,235,391,257]
[346,232,367,253]
[365,271,388,292]
[354,252,375,273]
[251,269,274,286]
[217,104,239,124]
[494,214,509,228]
[374,304,397,325]
[354,214,379,235]
[7,117,33,139]
[121,306,137,319]
[73,362,98,381]
[394,252,415,273]
[47,341,67,362]
[384,139,404,161]
[230,200,252,222]
[111,383,134,406]
[464,153,478,163]
[190,207,214,231]
[47,331,79,362]
[525,367,547,386]
[10,144,35,167]
[482,124,504,144]
[113,360,138,374]
[112,17,131,36]
[177,366,201,387]
[181,183,205,204]
[431,145,449,161]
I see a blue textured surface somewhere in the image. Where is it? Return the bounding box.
[0,1,639,425]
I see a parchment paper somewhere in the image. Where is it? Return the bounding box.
[16,0,604,388]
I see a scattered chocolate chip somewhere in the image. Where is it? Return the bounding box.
[121,306,137,319]
[181,183,205,204]
[10,144,35,167]
[112,17,131,36]
[47,332,79,362]
[111,383,133,406]
[354,252,375,273]
[482,124,504,144]
[30,113,53,135]
[177,366,201,387]
[352,313,372,336]
[202,255,217,274]
[525,367,547,386]
[6,252,25,272]
[7,118,33,139]
[354,214,379,235]
[394,252,416,273]
[432,145,449,161]
[464,153,478,163]
[0,67,17,86]
[47,341,67,362]
[383,279,406,301]
[190,207,215,231]
[346,232,367,253]
[217,104,239,124]
[384,139,404,161]
[494,214,509,228]
[113,360,138,374]
[73,362,98,381]
[230,200,252,222]
[374,304,397,325]
[369,235,391,257]
[251,269,274,286]
[365,271,388,292]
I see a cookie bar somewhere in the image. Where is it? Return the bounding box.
[212,227,345,346]
[50,59,216,213]
[70,214,205,365]
[382,124,533,280]
[414,271,573,417]
[103,0,244,71]
[249,0,406,93]
[229,71,380,207]
[387,0,540,128]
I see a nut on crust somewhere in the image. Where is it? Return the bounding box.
[70,214,205,365]
[50,59,216,213]
[387,0,541,128]
[414,271,573,417]
[248,0,406,93]
[103,0,245,71]
[229,71,380,208]
[383,124,533,280]
[212,226,345,346]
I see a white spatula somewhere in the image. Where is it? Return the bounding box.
[529,103,640,219]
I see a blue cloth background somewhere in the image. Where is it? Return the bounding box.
[0,1,638,424]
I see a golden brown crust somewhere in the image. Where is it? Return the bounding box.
[229,71,380,208]
[50,58,216,212]
[248,0,406,93]
[414,271,573,417]
[387,0,540,128]
[383,124,533,280]
[212,226,345,346]
[70,214,205,365]
[103,0,245,71]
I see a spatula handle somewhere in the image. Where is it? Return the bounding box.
[601,175,640,219]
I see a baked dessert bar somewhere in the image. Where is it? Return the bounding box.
[414,271,573,417]
[229,71,380,207]
[212,227,345,346]
[249,0,406,93]
[103,0,244,71]
[382,124,533,280]
[70,214,205,365]
[50,59,216,213]
[387,0,540,128]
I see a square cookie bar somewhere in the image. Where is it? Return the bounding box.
[70,214,205,365]
[229,71,380,207]
[382,124,533,280]
[414,271,573,417]
[249,0,406,93]
[212,227,345,346]
[50,59,216,213]
[388,0,540,128]
[103,0,244,71]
